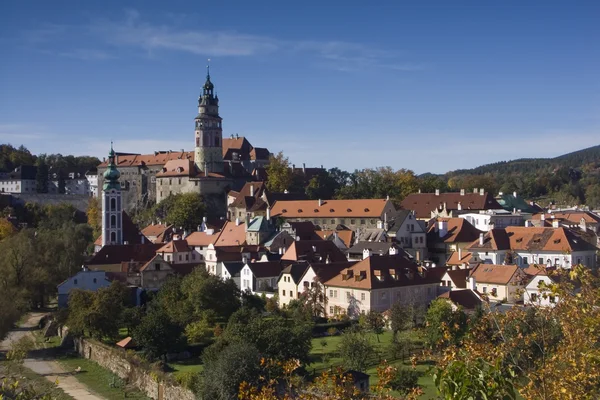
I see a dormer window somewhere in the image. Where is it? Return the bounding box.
[364,208,370,212]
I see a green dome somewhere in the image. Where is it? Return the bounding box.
[103,144,121,190]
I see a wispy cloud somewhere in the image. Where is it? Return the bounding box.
[17,9,423,72]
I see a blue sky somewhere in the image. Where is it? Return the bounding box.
[0,1,598,174]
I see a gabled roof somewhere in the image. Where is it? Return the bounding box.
[185,231,218,247]
[156,159,199,178]
[469,264,523,285]
[301,261,358,284]
[214,220,247,247]
[446,251,474,266]
[445,269,470,288]
[141,223,173,242]
[467,226,597,252]
[428,218,483,244]
[230,181,267,209]
[284,221,321,240]
[246,261,285,278]
[99,151,193,168]
[357,228,386,242]
[385,210,413,233]
[88,243,163,265]
[247,216,269,232]
[222,261,245,277]
[250,147,270,160]
[157,240,191,253]
[280,262,311,284]
[282,240,347,263]
[324,254,446,290]
[438,289,482,310]
[401,192,502,219]
[532,211,600,225]
[271,199,392,219]
[316,230,354,248]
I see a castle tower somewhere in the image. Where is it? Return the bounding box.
[102,144,123,246]
[194,65,224,174]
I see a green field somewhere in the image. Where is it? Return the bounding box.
[308,330,438,399]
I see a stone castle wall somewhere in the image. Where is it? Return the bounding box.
[73,337,196,400]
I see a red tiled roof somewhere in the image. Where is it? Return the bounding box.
[428,218,483,244]
[271,199,392,219]
[304,261,358,284]
[531,211,600,225]
[88,244,163,265]
[214,221,247,247]
[282,240,347,263]
[446,269,470,288]
[156,159,198,178]
[467,226,597,252]
[324,254,446,289]
[469,264,523,285]
[99,151,193,168]
[185,231,218,247]
[446,251,473,266]
[401,192,502,219]
[315,230,354,248]
[157,240,191,253]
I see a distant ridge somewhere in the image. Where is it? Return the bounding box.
[447,144,600,176]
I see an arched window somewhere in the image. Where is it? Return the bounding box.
[110,215,116,228]
[110,232,116,242]
[110,198,116,211]
[214,137,220,146]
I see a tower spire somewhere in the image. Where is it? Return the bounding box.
[206,58,211,80]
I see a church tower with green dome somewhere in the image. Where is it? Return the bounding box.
[194,65,224,174]
[102,143,123,246]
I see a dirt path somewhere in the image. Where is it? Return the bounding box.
[0,312,107,400]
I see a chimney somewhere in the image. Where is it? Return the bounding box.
[279,247,284,255]
[302,163,306,173]
[197,225,202,232]
[541,214,546,221]
[250,184,254,197]
[418,188,421,194]
[457,201,462,211]
[363,248,372,260]
[458,247,462,260]
[525,220,532,227]
[245,213,250,229]
[389,246,398,255]
[479,188,484,196]
[235,217,241,226]
[236,133,239,139]
[479,233,484,246]
[552,219,559,228]
[513,191,517,198]
[318,199,323,207]
[468,276,476,291]
[438,220,448,238]
[435,189,440,196]
[292,164,295,170]
[242,255,248,264]
[266,207,271,221]
[460,189,465,196]
[204,162,208,176]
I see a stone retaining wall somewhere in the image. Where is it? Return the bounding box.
[73,337,196,400]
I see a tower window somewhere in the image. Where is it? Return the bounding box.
[215,137,220,146]
[110,215,116,228]
[110,232,116,242]
[110,198,116,211]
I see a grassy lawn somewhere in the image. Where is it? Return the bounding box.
[309,329,438,399]
[168,359,204,379]
[58,355,151,399]
[0,361,74,400]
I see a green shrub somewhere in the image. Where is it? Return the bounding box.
[390,367,420,394]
